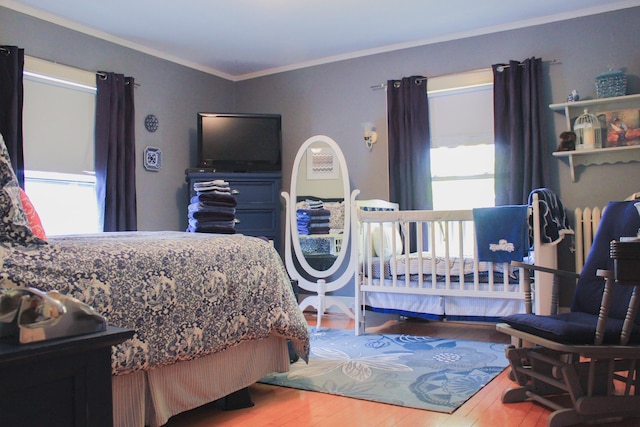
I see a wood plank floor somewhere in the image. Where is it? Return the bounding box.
[165,312,639,427]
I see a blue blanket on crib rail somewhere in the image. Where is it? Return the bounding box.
[528,188,572,244]
[473,205,529,263]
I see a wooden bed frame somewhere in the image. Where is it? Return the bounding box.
[354,195,572,335]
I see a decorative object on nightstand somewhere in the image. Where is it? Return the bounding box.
[595,69,627,98]
[144,146,162,171]
[574,109,602,150]
[0,287,106,344]
[144,114,159,132]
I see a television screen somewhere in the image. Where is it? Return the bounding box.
[197,112,282,172]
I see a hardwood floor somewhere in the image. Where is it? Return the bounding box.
[165,312,638,427]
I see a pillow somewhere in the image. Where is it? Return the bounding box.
[19,189,47,240]
[370,223,403,257]
[324,201,344,230]
[0,134,47,245]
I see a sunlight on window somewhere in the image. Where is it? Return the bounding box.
[24,171,101,236]
[431,144,495,210]
[22,56,99,236]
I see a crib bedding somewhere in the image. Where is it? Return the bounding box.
[364,292,527,321]
[0,231,310,375]
[365,251,519,283]
[360,252,527,322]
[355,205,540,332]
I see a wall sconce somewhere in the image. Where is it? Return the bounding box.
[362,122,378,150]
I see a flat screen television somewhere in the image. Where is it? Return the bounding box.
[197,112,282,172]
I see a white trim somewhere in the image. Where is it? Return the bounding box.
[3,0,640,81]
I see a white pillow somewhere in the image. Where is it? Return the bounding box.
[370,223,403,257]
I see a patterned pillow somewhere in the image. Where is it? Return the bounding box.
[19,189,47,240]
[0,134,47,245]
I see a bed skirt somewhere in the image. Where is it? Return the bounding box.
[112,335,290,427]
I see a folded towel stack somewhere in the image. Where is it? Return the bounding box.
[297,206,331,235]
[187,180,238,234]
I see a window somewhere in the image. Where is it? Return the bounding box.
[22,57,100,235]
[428,70,494,211]
[427,70,494,255]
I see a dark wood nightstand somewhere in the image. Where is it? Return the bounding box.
[0,326,134,427]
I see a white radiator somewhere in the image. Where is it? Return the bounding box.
[573,206,604,272]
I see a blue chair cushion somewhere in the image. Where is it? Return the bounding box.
[502,312,640,344]
[571,201,640,325]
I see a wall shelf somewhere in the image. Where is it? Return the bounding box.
[550,94,640,129]
[550,94,640,182]
[553,145,640,182]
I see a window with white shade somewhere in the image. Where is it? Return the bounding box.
[428,70,494,211]
[22,57,100,235]
[427,70,494,255]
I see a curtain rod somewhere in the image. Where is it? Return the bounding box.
[370,59,557,90]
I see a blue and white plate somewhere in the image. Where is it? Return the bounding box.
[144,146,162,171]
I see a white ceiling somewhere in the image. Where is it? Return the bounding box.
[3,0,640,81]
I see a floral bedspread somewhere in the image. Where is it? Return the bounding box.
[0,231,310,375]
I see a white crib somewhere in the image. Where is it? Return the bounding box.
[354,195,571,335]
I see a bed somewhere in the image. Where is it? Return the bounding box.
[354,193,572,335]
[0,140,309,427]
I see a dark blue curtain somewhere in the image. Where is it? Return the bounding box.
[493,57,547,206]
[95,72,137,232]
[0,46,25,188]
[386,76,432,211]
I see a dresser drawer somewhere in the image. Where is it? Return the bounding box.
[235,209,278,231]
[231,180,279,204]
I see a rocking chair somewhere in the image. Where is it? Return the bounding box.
[497,200,640,427]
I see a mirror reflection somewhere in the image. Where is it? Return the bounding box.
[294,140,345,271]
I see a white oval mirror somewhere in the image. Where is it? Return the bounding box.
[289,135,351,278]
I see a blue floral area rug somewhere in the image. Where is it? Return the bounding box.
[260,327,508,413]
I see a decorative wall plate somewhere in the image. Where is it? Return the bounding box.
[145,114,159,132]
[144,146,162,171]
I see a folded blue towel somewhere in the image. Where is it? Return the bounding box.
[473,205,528,263]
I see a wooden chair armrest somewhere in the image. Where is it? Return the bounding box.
[512,261,580,280]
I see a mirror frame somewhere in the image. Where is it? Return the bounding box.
[288,135,351,278]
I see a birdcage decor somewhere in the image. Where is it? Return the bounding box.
[573,109,602,150]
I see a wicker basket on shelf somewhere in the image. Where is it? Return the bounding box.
[595,69,627,98]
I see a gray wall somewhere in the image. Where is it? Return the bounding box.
[1,6,236,232]
[236,8,640,215]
